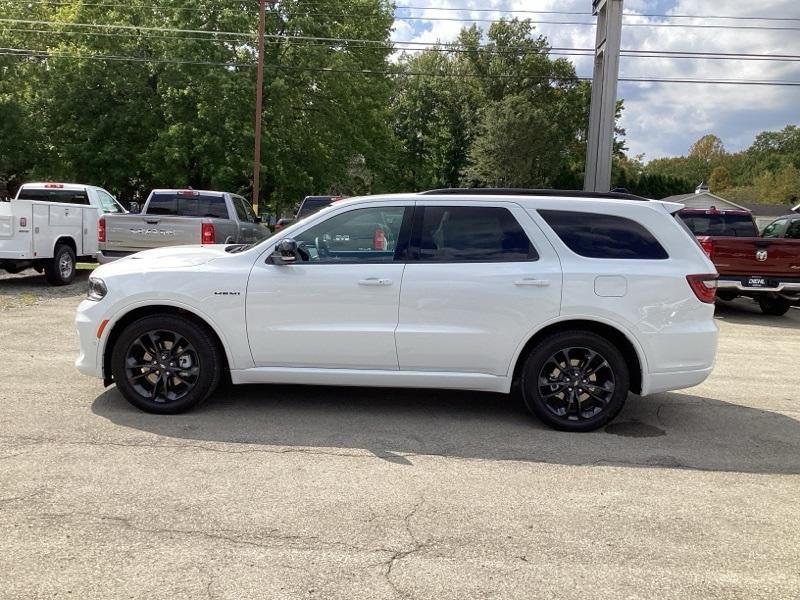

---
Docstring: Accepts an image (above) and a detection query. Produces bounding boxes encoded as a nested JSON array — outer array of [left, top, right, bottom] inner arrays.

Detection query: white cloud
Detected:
[[390, 0, 800, 160]]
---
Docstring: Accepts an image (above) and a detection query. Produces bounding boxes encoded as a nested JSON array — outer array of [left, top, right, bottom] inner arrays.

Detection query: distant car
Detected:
[[677, 208, 800, 315], [295, 195, 343, 220], [76, 188, 718, 432], [98, 189, 269, 263], [273, 217, 294, 232]]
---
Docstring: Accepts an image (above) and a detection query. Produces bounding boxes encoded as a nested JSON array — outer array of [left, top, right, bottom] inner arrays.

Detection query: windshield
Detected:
[[678, 212, 756, 237]]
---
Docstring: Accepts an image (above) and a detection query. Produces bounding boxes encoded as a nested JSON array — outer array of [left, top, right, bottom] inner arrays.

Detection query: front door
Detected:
[[246, 203, 413, 370], [396, 202, 563, 376]]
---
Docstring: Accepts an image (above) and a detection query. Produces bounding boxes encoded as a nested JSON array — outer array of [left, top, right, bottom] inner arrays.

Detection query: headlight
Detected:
[[87, 277, 107, 301]]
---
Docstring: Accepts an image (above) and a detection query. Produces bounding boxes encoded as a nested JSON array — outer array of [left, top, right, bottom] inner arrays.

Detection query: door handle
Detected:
[[358, 278, 393, 286], [144, 219, 160, 224], [515, 278, 550, 287]]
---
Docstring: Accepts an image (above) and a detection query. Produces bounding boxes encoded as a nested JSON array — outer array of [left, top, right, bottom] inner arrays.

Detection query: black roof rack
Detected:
[[418, 188, 650, 201]]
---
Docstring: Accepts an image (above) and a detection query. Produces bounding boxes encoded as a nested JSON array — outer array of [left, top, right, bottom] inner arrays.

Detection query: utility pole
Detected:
[[251, 0, 269, 215], [584, 0, 623, 192]]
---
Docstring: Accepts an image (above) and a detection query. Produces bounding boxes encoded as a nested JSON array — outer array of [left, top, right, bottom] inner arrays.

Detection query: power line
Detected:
[[20, 1, 800, 23], [4, 26, 800, 63], [3, 48, 800, 86]]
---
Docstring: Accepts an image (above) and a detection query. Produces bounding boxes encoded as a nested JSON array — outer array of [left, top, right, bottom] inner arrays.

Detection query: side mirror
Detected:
[[129, 202, 140, 214], [271, 238, 298, 264], [253, 215, 262, 223]]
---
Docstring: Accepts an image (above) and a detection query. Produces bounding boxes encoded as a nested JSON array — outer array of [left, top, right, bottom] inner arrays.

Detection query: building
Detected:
[[663, 183, 795, 230]]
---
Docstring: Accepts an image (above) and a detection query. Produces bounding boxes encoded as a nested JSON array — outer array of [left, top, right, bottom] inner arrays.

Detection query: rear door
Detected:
[[396, 202, 562, 376]]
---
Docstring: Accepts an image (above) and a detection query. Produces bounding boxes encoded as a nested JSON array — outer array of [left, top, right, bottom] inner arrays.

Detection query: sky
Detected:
[[389, 0, 800, 162]]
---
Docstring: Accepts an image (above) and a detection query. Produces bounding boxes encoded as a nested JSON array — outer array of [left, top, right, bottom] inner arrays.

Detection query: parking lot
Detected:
[[1, 269, 798, 600]]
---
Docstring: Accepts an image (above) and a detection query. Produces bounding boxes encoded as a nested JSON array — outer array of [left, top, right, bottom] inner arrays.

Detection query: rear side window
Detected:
[[539, 210, 668, 260], [678, 212, 756, 237], [16, 188, 89, 205], [147, 193, 230, 219], [415, 206, 538, 262]]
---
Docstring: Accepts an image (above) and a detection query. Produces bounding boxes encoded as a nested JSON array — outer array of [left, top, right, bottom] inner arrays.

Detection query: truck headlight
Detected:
[[87, 277, 107, 301]]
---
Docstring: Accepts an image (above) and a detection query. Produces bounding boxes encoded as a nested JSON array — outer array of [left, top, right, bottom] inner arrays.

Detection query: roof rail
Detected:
[[418, 188, 650, 201]]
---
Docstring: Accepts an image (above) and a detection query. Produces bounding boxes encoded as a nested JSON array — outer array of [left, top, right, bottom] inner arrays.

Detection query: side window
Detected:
[[762, 219, 789, 238], [96, 190, 123, 214], [539, 210, 668, 260], [785, 220, 800, 239], [415, 206, 538, 262], [294, 206, 407, 263], [232, 196, 248, 221]]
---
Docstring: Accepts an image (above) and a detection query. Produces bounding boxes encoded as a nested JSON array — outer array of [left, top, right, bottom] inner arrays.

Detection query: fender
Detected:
[[506, 313, 650, 379]]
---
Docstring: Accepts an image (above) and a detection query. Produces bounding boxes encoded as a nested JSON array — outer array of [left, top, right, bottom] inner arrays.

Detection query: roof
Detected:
[[661, 190, 749, 211], [737, 202, 797, 217], [20, 182, 93, 191], [421, 188, 649, 201]]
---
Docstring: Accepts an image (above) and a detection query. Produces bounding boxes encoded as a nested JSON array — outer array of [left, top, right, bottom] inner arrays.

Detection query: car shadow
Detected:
[[0, 269, 90, 297], [715, 297, 800, 329], [91, 383, 800, 475]]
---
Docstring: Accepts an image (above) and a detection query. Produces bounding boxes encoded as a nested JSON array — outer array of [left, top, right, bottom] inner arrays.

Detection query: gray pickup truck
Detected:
[[98, 189, 269, 263]]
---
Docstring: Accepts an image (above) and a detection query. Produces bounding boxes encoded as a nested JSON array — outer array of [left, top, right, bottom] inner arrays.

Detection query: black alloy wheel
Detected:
[[520, 331, 629, 432], [111, 315, 221, 414]]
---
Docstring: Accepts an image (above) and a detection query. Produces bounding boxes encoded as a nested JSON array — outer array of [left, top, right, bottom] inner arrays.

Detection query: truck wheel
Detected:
[[758, 296, 792, 316], [519, 331, 630, 432], [111, 314, 222, 414], [44, 244, 76, 285]]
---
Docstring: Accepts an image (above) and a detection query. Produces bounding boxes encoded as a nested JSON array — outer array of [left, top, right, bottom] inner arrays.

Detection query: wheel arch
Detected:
[[52, 235, 77, 255], [511, 318, 644, 395], [102, 304, 232, 383]]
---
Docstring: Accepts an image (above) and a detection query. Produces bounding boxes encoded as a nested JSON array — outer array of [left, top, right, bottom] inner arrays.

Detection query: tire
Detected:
[[519, 331, 630, 432], [44, 244, 76, 285], [758, 296, 792, 316], [111, 314, 222, 414]]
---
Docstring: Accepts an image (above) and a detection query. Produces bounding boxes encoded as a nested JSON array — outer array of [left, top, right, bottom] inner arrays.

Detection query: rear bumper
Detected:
[[97, 250, 132, 264], [717, 277, 800, 294], [642, 366, 715, 396]]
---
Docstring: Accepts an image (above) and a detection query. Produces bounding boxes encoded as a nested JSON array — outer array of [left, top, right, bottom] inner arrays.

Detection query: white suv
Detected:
[[75, 189, 719, 432]]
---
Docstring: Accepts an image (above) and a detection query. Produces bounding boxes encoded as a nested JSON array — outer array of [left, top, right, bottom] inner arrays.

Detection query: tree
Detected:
[[709, 166, 732, 193], [689, 134, 726, 165]]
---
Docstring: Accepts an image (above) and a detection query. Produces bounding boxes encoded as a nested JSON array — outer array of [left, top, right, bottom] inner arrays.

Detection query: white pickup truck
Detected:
[[0, 182, 126, 285]]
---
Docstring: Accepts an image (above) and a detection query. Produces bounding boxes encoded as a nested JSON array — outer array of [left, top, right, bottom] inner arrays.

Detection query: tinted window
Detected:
[[147, 193, 229, 219], [294, 206, 407, 263], [678, 212, 756, 237], [785, 219, 800, 239], [232, 196, 248, 221], [16, 188, 89, 205], [762, 219, 789, 238], [539, 210, 668, 260], [416, 206, 537, 262], [234, 196, 258, 223], [297, 197, 337, 219]]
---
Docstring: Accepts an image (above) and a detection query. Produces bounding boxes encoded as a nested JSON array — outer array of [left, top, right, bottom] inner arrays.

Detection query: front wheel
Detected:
[[44, 244, 76, 285], [519, 331, 630, 432], [758, 296, 792, 316], [111, 315, 222, 414]]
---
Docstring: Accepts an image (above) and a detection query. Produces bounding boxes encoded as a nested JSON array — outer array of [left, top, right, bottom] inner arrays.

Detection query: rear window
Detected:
[[297, 197, 337, 219], [16, 188, 89, 205], [678, 212, 756, 237], [539, 210, 668, 260], [146, 193, 229, 219]]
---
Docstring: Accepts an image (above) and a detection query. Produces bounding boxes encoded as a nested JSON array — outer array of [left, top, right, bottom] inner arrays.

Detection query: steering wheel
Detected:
[[314, 236, 331, 259]]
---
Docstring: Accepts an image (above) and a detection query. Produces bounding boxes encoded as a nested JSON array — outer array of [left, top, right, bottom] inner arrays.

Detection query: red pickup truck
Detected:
[[677, 209, 800, 315]]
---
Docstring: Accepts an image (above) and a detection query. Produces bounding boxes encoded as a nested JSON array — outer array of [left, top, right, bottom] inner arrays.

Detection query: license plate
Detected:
[[746, 276, 768, 288]]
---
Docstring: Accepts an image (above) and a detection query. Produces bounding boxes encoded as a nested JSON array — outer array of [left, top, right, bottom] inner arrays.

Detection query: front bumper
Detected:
[[75, 299, 107, 378]]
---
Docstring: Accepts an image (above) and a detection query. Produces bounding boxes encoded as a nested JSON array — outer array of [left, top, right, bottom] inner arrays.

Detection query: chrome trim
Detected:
[[717, 280, 800, 293]]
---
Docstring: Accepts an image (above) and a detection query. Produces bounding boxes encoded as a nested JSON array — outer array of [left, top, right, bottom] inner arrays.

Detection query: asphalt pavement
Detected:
[[1, 269, 798, 599]]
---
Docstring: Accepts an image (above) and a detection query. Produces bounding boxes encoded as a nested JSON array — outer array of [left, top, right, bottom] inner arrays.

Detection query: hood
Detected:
[[95, 245, 232, 276]]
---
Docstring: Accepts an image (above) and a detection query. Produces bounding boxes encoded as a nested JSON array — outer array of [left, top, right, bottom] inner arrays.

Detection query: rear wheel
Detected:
[[519, 331, 630, 432], [111, 315, 221, 414], [758, 296, 792, 316], [44, 244, 76, 285]]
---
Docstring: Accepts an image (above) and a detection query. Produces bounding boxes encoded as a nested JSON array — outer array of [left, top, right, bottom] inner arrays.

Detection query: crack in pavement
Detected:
[[380, 499, 428, 599]]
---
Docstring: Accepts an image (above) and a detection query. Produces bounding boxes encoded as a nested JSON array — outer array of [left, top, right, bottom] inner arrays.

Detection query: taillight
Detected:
[[697, 236, 713, 259], [687, 274, 718, 304], [98, 216, 106, 242], [201, 222, 215, 244]]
